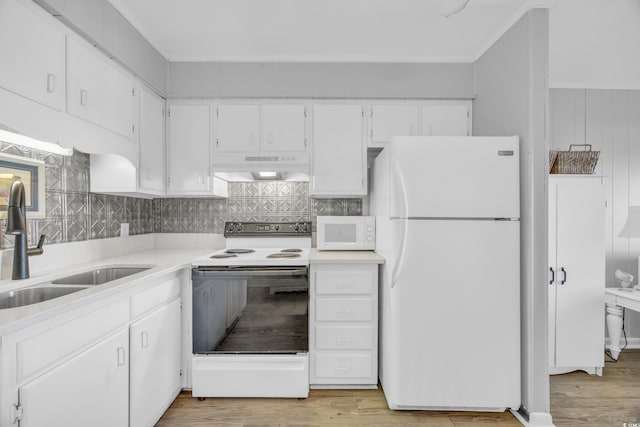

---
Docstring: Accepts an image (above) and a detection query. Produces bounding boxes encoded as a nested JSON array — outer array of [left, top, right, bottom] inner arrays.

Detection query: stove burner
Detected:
[[224, 248, 255, 254], [280, 249, 302, 253], [267, 253, 301, 259], [210, 253, 238, 259]]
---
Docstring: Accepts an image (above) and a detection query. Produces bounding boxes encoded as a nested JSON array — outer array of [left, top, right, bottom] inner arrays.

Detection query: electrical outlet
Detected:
[[120, 223, 129, 237]]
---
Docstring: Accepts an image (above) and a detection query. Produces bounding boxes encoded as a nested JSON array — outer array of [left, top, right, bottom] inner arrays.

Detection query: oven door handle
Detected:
[[192, 267, 308, 277]]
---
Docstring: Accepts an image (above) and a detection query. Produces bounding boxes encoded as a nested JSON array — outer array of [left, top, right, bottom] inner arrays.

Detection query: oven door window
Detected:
[[192, 267, 308, 355]]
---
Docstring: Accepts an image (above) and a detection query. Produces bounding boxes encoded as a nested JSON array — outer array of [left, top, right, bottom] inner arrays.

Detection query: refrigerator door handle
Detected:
[[391, 219, 408, 288], [391, 151, 409, 218], [549, 267, 555, 285]]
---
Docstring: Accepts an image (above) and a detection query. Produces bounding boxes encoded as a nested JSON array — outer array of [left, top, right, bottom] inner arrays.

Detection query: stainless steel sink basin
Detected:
[[51, 267, 152, 285], [0, 286, 88, 310]]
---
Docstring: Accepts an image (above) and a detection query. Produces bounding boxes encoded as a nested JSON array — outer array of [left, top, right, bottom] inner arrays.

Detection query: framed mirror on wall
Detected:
[[0, 152, 45, 219]]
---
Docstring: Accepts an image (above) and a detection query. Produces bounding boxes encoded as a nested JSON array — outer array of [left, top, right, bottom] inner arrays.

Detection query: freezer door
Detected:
[[390, 136, 519, 219], [384, 218, 520, 410]]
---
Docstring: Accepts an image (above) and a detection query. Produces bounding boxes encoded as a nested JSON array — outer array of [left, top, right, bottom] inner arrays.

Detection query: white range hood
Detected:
[[213, 152, 310, 182]]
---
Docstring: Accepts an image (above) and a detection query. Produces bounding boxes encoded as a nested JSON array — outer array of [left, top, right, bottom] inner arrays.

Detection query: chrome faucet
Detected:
[[5, 180, 45, 280]]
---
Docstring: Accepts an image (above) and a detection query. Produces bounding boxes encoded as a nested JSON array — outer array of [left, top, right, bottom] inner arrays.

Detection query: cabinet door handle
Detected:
[[560, 267, 567, 285], [141, 331, 149, 349], [80, 89, 88, 106], [117, 347, 126, 366], [46, 73, 55, 93], [549, 267, 555, 285]]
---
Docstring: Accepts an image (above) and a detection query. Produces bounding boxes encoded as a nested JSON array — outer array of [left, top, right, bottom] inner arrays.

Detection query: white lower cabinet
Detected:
[[309, 263, 378, 387], [130, 298, 182, 427], [19, 328, 129, 427], [0, 270, 186, 427]]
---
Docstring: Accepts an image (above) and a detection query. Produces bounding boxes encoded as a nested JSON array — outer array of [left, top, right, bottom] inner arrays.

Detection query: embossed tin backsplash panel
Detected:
[[0, 142, 363, 248]]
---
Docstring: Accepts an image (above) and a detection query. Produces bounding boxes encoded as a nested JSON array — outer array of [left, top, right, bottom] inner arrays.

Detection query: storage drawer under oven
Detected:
[[315, 298, 373, 322]]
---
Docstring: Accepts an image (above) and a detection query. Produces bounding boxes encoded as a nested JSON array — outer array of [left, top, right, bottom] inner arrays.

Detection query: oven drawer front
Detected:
[[315, 270, 374, 295], [315, 298, 373, 322], [314, 354, 373, 379], [315, 325, 373, 350], [192, 354, 309, 398]]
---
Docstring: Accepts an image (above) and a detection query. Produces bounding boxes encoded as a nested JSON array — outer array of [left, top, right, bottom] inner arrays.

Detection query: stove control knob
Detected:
[[274, 225, 280, 231], [237, 223, 243, 231]]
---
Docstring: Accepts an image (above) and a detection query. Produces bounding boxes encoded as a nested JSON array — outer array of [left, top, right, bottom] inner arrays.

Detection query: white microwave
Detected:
[[316, 216, 375, 251]]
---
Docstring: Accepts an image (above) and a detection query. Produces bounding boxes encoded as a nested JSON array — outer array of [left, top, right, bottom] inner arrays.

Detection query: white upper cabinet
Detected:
[[167, 102, 212, 194], [138, 84, 165, 194], [0, 0, 65, 111], [67, 36, 136, 139], [216, 104, 260, 153], [215, 102, 307, 154], [420, 103, 471, 137], [312, 104, 366, 197], [369, 105, 419, 145], [262, 104, 307, 152]]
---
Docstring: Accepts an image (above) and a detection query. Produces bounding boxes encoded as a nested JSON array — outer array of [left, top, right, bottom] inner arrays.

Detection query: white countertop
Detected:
[[309, 249, 385, 264], [0, 248, 210, 335]]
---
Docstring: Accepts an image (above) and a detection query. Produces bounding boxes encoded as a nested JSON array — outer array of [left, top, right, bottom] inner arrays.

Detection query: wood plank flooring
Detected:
[[156, 388, 521, 426], [157, 349, 640, 426], [550, 349, 640, 426]]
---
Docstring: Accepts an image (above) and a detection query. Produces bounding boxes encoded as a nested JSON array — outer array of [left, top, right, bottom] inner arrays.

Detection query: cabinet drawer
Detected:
[[316, 270, 373, 295], [315, 326, 373, 350], [314, 354, 373, 379], [14, 299, 129, 382], [315, 298, 372, 322], [131, 274, 181, 319]]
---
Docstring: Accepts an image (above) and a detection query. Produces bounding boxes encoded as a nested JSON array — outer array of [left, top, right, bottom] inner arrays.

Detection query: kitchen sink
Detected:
[[0, 286, 88, 310], [51, 267, 152, 285]]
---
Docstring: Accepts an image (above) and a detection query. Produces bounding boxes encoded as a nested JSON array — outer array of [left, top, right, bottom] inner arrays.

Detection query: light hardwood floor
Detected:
[[550, 349, 640, 426], [157, 350, 640, 426], [156, 390, 521, 426]]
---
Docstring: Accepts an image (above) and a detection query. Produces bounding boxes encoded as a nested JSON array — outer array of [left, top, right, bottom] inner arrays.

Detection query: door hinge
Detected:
[[132, 88, 136, 97], [362, 108, 365, 118], [11, 404, 22, 424], [216, 139, 219, 147], [180, 369, 183, 377], [132, 124, 135, 134], [167, 108, 171, 117], [370, 108, 374, 117], [304, 138, 307, 148], [216, 108, 219, 117], [304, 109, 307, 118]]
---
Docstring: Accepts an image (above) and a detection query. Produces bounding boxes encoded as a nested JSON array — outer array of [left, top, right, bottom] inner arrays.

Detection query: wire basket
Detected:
[[549, 144, 600, 174]]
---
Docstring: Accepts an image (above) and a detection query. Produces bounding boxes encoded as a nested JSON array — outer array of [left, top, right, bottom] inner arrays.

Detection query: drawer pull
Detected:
[[117, 347, 126, 366], [335, 307, 352, 314], [46, 73, 55, 93], [336, 337, 352, 343], [336, 280, 353, 288], [335, 366, 352, 375]]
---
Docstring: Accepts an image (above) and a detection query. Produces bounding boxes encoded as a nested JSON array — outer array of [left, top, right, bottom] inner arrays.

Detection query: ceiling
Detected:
[[108, 0, 540, 63]]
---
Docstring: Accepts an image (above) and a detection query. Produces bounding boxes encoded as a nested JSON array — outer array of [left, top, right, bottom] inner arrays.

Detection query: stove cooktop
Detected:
[[193, 247, 310, 267]]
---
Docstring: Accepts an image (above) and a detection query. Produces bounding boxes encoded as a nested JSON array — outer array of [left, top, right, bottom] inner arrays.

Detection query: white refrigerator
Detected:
[[371, 136, 521, 411]]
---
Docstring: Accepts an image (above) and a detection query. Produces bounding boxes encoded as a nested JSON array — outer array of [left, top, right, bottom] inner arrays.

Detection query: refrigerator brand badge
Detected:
[[498, 150, 514, 156]]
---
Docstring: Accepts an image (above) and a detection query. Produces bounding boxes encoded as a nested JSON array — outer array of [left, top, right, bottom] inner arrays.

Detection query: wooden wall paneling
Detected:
[[572, 89, 586, 148], [611, 90, 630, 275], [601, 90, 615, 279], [586, 90, 604, 176], [551, 89, 576, 150]]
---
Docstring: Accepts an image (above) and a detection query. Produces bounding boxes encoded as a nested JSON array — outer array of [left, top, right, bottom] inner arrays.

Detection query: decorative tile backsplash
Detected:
[[154, 182, 362, 234], [0, 142, 362, 249], [0, 143, 153, 250]]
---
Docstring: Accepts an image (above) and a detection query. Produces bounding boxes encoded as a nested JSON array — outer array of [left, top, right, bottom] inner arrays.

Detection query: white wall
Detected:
[[550, 88, 640, 342], [474, 9, 551, 421], [549, 0, 640, 89], [168, 62, 475, 99]]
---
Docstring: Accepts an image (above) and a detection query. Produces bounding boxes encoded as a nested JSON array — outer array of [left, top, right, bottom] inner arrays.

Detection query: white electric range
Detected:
[[190, 221, 312, 398]]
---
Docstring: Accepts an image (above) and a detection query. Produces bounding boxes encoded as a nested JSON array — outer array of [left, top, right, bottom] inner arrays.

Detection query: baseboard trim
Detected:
[[606, 337, 640, 349]]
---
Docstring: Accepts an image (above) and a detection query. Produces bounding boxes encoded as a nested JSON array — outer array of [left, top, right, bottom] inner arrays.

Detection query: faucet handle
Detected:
[[27, 234, 46, 256]]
